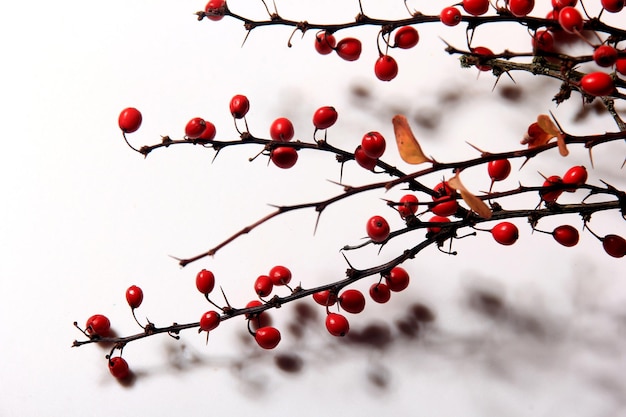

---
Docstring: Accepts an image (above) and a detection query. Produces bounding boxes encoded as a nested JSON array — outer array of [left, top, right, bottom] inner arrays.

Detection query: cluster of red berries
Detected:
[[540, 165, 588, 203], [354, 131, 386, 170]]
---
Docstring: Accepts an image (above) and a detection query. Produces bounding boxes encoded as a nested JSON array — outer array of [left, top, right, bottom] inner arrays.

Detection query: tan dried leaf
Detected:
[[392, 115, 432, 165], [448, 174, 492, 219]]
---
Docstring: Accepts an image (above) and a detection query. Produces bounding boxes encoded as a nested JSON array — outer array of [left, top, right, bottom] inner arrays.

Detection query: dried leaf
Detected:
[[556, 133, 569, 156], [448, 174, 492, 219], [521, 122, 553, 148], [537, 114, 568, 156], [392, 115, 432, 165]]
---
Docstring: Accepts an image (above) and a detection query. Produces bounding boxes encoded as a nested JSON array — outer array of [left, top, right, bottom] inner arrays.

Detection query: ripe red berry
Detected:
[[254, 275, 274, 297], [125, 285, 143, 309], [580, 72, 615, 97], [361, 131, 386, 159], [463, 0, 490, 15], [339, 289, 366, 314], [86, 314, 111, 337], [427, 215, 450, 234], [562, 165, 587, 191], [268, 265, 292, 286], [385, 267, 410, 292], [108, 356, 130, 379], [199, 310, 221, 332], [369, 283, 391, 304], [312, 290, 337, 306], [245, 300, 263, 319], [314, 31, 337, 55], [118, 107, 142, 133], [374, 55, 399, 81], [393, 26, 419, 49], [270, 117, 295, 141], [366, 215, 390, 242], [558, 6, 583, 34], [552, 225, 579, 247], [229, 94, 250, 119], [540, 175, 564, 203], [509, 0, 535, 17], [198, 121, 216, 141], [593, 45, 618, 68], [255, 326, 281, 349], [601, 0, 624, 12], [312, 106, 338, 130], [325, 313, 350, 337], [270, 147, 298, 169], [472, 46, 494, 71], [552, 0, 577, 9], [204, 0, 226, 21], [398, 194, 419, 219], [354, 145, 378, 170], [602, 234, 626, 258], [431, 181, 458, 217], [335, 37, 362, 61], [196, 269, 216, 295], [491, 221, 519, 245], [440, 6, 462, 26], [532, 30, 554, 52], [487, 159, 512, 182], [185, 117, 206, 139], [616, 58, 626, 75]]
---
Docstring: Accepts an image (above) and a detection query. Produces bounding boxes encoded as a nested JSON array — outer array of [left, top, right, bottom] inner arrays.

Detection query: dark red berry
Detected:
[[385, 267, 410, 292], [339, 289, 366, 314], [314, 31, 336, 55], [472, 46, 494, 71], [369, 283, 391, 304], [532, 30, 554, 52], [108, 356, 130, 379], [354, 145, 378, 170], [463, 0, 490, 16], [270, 147, 298, 169], [552, 225, 579, 247], [229, 94, 250, 119], [602, 234, 625, 258], [509, 0, 535, 16], [427, 215, 450, 234], [335, 37, 362, 61], [393, 26, 419, 49], [601, 0, 624, 12]]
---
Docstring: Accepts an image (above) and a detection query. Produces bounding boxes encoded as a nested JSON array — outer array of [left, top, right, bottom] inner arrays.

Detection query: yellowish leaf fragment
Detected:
[[392, 115, 432, 165], [448, 174, 492, 219], [537, 114, 559, 136]]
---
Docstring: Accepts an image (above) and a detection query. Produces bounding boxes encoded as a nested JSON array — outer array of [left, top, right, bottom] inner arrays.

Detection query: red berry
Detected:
[[472, 46, 494, 71], [118, 107, 142, 133], [440, 6, 462, 26], [245, 300, 263, 319], [602, 234, 626, 258], [509, 0, 535, 17], [125, 285, 143, 309], [185, 117, 206, 139], [463, 0, 490, 16], [601, 0, 624, 12], [268, 265, 292, 286], [552, 0, 577, 9], [562, 165, 587, 191], [339, 289, 366, 314], [540, 175, 564, 203], [369, 283, 391, 303], [229, 94, 250, 119], [199, 121, 216, 141], [255, 326, 281, 349], [270, 147, 298, 169], [552, 225, 579, 247], [393, 26, 419, 49], [199, 310, 221, 332], [491, 221, 519, 245], [196, 269, 216, 295], [616, 58, 626, 75], [487, 159, 512, 182], [86, 314, 111, 337], [313, 290, 337, 306], [532, 30, 554, 52], [374, 55, 399, 81], [366, 215, 390, 242], [354, 145, 378, 170], [385, 267, 410, 292], [314, 31, 337, 55], [361, 131, 386, 159], [431, 181, 458, 217], [335, 37, 362, 61], [254, 275, 274, 297], [204, 0, 226, 21], [108, 356, 130, 379], [398, 194, 419, 219], [312, 106, 338, 130], [427, 215, 450, 234], [593, 45, 618, 68], [270, 117, 295, 142], [558, 6, 583, 34], [580, 72, 615, 96], [325, 313, 350, 337]]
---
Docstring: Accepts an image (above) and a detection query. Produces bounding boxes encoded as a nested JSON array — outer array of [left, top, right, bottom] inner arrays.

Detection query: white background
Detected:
[[0, 1, 625, 416]]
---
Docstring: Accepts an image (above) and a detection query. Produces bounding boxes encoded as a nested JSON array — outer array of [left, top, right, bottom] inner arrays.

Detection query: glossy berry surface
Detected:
[[325, 313, 350, 337], [86, 314, 111, 337], [374, 55, 399, 81], [580, 72, 615, 97], [125, 285, 143, 309], [270, 147, 298, 169], [199, 310, 221, 332], [361, 131, 386, 159], [552, 0, 578, 8], [488, 159, 512, 182], [491, 221, 519, 246], [199, 121, 216, 141], [509, 0, 534, 16], [532, 30, 554, 52], [398, 194, 419, 218], [472, 46, 494, 71], [335, 37, 362, 61], [196, 269, 216, 295], [427, 215, 450, 234], [593, 45, 618, 68], [431, 181, 458, 217], [601, 0, 624, 12], [393, 26, 419, 49], [313, 290, 337, 306], [385, 267, 410, 292], [463, 0, 490, 16], [552, 225, 579, 247], [270, 117, 295, 141], [229, 94, 250, 119], [366, 215, 390, 242], [616, 58, 626, 76], [602, 235, 625, 258], [369, 283, 391, 304], [354, 145, 378, 170], [204, 0, 226, 21], [254, 275, 274, 297], [558, 7, 584, 34], [268, 265, 292, 286], [118, 107, 142, 133], [562, 165, 587, 191], [339, 289, 366, 314], [312, 106, 338, 130], [440, 7, 462, 26], [314, 31, 336, 55], [185, 117, 206, 139], [108, 356, 130, 379], [255, 326, 281, 349]]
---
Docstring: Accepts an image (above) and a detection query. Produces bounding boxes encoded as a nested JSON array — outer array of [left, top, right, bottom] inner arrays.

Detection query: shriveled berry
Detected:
[[325, 313, 350, 336], [491, 221, 519, 246], [339, 289, 366, 314]]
